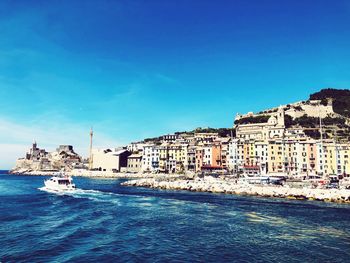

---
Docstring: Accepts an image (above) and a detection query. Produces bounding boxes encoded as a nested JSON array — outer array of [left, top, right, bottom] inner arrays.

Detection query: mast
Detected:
[[319, 103, 324, 177], [333, 128, 339, 175], [230, 121, 235, 174], [89, 127, 93, 170]]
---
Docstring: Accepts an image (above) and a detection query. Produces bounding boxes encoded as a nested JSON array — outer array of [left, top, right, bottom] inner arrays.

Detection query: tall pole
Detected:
[[89, 127, 93, 170], [319, 103, 324, 178], [333, 128, 339, 175]]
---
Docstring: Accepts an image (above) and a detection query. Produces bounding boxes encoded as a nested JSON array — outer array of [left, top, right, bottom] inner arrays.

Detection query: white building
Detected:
[[127, 142, 147, 153], [255, 141, 268, 175], [92, 148, 130, 172], [202, 145, 212, 166], [227, 139, 239, 172], [141, 145, 160, 172]]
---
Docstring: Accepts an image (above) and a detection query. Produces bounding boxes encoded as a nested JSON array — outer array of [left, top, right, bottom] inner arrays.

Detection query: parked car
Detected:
[[326, 183, 339, 189]]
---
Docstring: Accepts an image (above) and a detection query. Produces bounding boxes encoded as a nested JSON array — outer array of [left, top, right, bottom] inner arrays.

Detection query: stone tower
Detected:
[[277, 106, 285, 127]]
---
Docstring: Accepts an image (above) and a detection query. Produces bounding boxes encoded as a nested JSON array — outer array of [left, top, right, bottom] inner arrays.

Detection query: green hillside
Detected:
[[309, 88, 350, 117]]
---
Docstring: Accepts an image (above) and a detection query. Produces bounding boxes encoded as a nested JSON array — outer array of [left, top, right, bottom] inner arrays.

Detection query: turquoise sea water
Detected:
[[1, 173, 350, 262]]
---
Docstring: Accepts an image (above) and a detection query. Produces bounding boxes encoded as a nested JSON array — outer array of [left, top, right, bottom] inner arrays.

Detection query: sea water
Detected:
[[1, 173, 350, 262]]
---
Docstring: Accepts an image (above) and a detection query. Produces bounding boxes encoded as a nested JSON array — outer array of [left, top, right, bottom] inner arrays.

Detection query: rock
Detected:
[[121, 177, 350, 204]]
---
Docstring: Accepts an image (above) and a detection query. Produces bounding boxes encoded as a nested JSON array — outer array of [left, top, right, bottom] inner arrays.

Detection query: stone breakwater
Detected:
[[121, 176, 350, 204]]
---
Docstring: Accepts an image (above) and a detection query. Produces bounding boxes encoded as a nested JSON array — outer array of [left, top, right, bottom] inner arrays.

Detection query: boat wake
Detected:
[[38, 186, 192, 208], [38, 187, 124, 204]]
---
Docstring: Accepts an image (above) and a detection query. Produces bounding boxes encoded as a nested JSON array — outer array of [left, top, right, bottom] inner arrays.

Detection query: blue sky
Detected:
[[1, 0, 350, 168]]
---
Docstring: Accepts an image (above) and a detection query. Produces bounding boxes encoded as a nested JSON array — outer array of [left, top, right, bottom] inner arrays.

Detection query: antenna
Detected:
[[89, 127, 93, 170]]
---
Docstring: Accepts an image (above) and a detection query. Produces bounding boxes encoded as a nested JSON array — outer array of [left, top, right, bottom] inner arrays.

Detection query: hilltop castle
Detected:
[[11, 142, 84, 173]]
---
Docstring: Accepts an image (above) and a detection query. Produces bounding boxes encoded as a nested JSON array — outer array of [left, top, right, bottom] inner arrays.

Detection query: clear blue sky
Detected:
[[0, 0, 350, 168]]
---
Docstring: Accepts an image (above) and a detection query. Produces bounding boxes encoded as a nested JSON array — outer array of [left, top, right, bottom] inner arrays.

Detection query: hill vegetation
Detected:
[[234, 115, 271, 125], [285, 114, 346, 128], [192, 127, 235, 137], [143, 127, 236, 143], [309, 88, 350, 117]]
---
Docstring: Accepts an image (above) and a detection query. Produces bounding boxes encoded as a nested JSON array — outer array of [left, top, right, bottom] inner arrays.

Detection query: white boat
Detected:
[[44, 174, 76, 192]]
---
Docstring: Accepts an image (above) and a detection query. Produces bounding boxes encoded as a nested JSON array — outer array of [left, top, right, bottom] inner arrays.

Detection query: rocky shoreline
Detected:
[[8, 169, 186, 180], [121, 176, 350, 204]]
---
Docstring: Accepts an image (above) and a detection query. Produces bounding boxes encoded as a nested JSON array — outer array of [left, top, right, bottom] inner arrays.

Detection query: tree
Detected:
[[234, 115, 271, 125]]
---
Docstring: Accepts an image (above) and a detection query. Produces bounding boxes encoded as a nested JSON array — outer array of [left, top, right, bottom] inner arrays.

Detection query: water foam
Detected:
[[38, 187, 124, 204]]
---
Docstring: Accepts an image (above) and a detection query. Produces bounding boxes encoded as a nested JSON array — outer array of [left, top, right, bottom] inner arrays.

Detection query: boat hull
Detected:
[[44, 177, 76, 192]]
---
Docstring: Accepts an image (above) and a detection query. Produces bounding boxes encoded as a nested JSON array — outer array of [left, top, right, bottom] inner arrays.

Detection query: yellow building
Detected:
[[158, 143, 188, 173], [322, 142, 350, 175], [267, 139, 284, 174], [339, 144, 350, 175], [159, 144, 168, 172], [324, 143, 336, 175]]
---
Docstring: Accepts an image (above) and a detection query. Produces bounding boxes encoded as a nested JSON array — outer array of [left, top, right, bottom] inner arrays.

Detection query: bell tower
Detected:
[[33, 140, 37, 150], [277, 106, 285, 127]]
